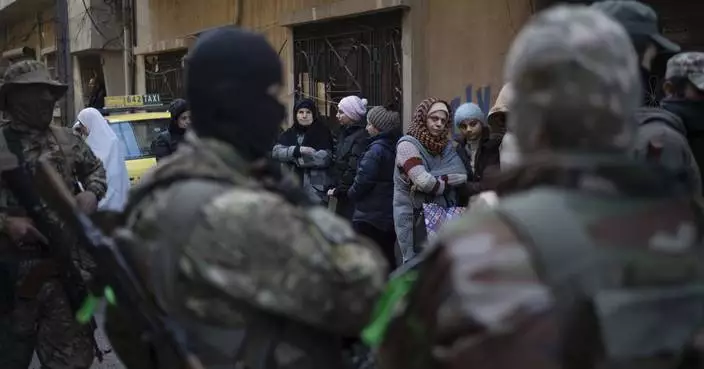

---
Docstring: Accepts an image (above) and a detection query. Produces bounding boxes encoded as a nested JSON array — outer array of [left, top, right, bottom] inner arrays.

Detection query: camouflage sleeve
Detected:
[[380, 211, 557, 368], [73, 135, 107, 200], [175, 188, 388, 336], [435, 212, 554, 334]]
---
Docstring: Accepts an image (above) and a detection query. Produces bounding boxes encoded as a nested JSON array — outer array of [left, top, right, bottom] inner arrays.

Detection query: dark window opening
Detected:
[[293, 9, 404, 130]]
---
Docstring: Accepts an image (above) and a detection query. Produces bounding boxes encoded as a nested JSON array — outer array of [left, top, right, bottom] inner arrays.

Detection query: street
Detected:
[[30, 309, 125, 369]]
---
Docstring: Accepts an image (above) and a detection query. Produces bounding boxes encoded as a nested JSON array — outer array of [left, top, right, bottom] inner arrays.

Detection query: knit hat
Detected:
[[338, 95, 368, 122], [367, 105, 401, 132], [453, 102, 487, 130]]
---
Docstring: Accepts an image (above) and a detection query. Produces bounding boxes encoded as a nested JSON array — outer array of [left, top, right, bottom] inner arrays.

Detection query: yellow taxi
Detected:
[[102, 94, 170, 185]]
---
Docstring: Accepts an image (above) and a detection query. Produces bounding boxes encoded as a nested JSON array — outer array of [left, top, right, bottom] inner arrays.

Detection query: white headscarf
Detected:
[[76, 108, 130, 211]]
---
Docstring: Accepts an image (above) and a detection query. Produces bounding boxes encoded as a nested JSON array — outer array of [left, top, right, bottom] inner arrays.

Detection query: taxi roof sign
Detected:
[[104, 94, 163, 110]]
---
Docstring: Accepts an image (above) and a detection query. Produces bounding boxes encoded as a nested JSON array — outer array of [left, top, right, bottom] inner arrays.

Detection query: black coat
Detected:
[[348, 130, 400, 232], [455, 134, 501, 204], [331, 122, 368, 219], [151, 130, 184, 161]]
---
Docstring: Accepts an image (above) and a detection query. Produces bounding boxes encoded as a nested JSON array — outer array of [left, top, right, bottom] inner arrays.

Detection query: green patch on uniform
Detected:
[[76, 287, 117, 324], [361, 271, 418, 348]]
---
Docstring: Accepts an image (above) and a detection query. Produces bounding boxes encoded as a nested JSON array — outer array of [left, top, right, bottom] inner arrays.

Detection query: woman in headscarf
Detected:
[[272, 98, 334, 203], [74, 107, 130, 211], [328, 95, 369, 219], [393, 98, 467, 263], [151, 98, 190, 161]]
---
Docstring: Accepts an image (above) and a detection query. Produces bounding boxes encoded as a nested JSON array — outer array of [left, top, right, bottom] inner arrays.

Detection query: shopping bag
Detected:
[[422, 203, 466, 240]]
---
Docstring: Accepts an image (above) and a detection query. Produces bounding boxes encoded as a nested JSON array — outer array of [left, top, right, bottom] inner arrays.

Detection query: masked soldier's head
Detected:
[[185, 27, 286, 161], [504, 5, 641, 157], [0, 60, 66, 129]]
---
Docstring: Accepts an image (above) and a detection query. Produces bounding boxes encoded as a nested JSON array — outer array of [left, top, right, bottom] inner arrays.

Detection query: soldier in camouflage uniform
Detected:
[[379, 5, 704, 369], [105, 27, 387, 369], [591, 1, 701, 196], [0, 60, 107, 368]]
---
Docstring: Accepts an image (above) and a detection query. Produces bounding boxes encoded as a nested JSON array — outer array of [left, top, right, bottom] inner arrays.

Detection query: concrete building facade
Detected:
[[1, 0, 128, 121], [131, 0, 534, 129], [1, 0, 701, 128]]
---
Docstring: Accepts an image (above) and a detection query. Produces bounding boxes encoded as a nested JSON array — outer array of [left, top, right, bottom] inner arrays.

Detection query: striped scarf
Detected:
[[406, 98, 452, 156]]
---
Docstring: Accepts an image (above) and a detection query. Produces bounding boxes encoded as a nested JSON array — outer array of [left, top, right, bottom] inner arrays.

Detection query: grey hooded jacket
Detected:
[[632, 106, 702, 194]]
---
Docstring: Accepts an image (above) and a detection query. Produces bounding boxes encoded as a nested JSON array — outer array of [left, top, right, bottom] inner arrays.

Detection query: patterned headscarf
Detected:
[[406, 98, 452, 156]]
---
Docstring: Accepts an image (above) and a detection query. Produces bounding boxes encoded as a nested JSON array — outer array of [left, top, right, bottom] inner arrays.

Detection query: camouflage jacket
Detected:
[[380, 158, 704, 369], [117, 132, 387, 368], [0, 121, 107, 257]]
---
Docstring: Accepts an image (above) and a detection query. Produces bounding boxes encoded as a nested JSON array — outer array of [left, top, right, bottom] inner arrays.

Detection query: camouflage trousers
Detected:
[[0, 278, 95, 369]]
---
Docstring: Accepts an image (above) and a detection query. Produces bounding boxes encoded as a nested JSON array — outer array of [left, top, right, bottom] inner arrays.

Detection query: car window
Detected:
[[110, 119, 169, 160]]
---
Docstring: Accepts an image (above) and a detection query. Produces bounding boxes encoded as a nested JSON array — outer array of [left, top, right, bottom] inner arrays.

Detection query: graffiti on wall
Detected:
[[449, 84, 492, 115], [449, 84, 492, 137]]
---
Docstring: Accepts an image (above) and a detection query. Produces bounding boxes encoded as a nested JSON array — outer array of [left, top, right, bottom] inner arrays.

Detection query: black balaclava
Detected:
[[186, 27, 285, 161], [168, 98, 189, 137]]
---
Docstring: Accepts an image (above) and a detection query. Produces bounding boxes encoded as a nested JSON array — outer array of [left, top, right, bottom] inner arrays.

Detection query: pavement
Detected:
[[29, 309, 126, 369]]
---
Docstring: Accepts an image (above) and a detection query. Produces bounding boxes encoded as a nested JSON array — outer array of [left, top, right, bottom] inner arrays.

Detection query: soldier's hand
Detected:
[[75, 191, 98, 214], [5, 216, 49, 245]]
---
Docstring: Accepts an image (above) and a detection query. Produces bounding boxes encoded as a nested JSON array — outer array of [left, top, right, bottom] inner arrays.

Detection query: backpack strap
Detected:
[[495, 188, 604, 369], [495, 188, 601, 298], [49, 126, 76, 174]]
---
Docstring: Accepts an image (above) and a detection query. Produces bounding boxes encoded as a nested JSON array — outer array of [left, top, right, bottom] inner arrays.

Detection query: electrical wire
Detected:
[[80, 0, 121, 46]]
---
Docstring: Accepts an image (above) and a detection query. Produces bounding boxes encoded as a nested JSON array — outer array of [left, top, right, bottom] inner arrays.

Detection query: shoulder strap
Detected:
[[49, 126, 77, 179], [50, 126, 76, 157], [495, 188, 601, 297], [495, 188, 607, 369], [49, 125, 74, 144]]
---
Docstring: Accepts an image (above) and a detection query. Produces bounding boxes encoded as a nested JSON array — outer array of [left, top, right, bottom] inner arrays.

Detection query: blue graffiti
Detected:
[[449, 84, 492, 114], [449, 84, 492, 138]]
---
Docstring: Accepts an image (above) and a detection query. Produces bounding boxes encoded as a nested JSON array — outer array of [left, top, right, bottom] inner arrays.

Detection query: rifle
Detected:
[[32, 158, 205, 369], [0, 154, 104, 362]]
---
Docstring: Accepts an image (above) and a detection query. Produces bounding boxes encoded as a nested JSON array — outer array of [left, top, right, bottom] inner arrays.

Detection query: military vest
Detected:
[[111, 140, 375, 369], [495, 187, 704, 368], [0, 124, 78, 189]]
